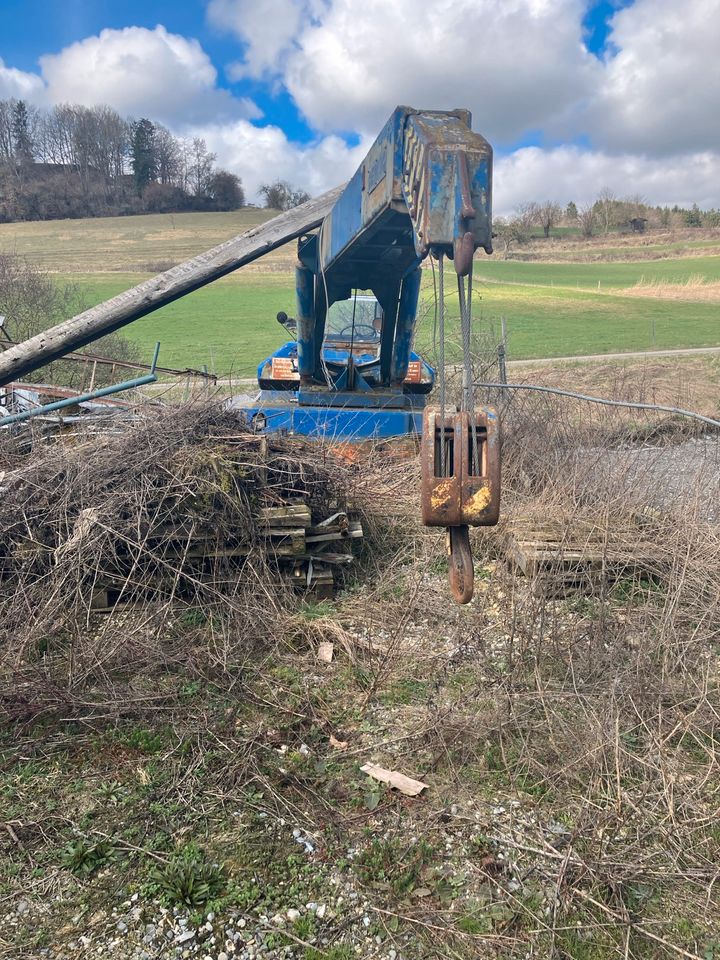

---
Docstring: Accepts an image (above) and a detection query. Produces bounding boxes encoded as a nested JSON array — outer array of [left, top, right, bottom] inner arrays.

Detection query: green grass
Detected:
[[63, 269, 720, 376], [445, 281, 720, 358], [64, 272, 296, 377], [475, 254, 720, 288]]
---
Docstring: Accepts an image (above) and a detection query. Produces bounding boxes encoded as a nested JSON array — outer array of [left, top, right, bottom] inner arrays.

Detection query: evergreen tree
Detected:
[[685, 203, 702, 227], [130, 119, 157, 195], [565, 200, 578, 222], [12, 100, 33, 163]]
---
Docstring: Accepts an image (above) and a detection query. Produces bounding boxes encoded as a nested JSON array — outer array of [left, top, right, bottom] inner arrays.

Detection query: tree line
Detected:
[[0, 98, 245, 222], [494, 190, 720, 256]]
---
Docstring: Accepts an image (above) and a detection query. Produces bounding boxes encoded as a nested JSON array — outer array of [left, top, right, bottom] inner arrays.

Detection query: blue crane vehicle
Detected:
[[0, 105, 501, 603], [243, 105, 493, 441]]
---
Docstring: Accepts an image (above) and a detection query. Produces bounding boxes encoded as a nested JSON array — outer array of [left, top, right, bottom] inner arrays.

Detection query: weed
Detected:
[[303, 947, 354, 960], [294, 913, 317, 941], [112, 727, 170, 754], [60, 838, 116, 876], [297, 600, 336, 620], [378, 677, 430, 705], [95, 780, 125, 805], [177, 607, 209, 627], [456, 914, 492, 935], [356, 838, 437, 900], [149, 845, 227, 909]]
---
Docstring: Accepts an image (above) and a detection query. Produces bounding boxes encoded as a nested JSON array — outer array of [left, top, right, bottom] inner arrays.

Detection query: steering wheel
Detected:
[[338, 323, 377, 339]]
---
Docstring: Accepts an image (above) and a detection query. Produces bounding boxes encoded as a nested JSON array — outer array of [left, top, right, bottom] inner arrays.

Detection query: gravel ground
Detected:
[[577, 436, 720, 522]]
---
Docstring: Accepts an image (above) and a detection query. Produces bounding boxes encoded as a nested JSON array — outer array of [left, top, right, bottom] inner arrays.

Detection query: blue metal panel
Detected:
[[242, 403, 423, 440], [320, 108, 406, 277]]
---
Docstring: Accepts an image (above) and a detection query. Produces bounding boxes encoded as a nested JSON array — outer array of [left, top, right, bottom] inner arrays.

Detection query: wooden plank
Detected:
[[0, 185, 344, 385], [305, 520, 363, 544], [258, 504, 312, 528]]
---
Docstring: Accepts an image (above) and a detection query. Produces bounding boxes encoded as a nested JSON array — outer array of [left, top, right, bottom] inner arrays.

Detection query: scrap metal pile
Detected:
[[0, 405, 364, 637]]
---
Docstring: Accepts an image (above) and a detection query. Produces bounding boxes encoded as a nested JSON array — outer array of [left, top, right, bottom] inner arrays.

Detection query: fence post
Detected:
[[497, 342, 507, 386], [496, 317, 508, 415]]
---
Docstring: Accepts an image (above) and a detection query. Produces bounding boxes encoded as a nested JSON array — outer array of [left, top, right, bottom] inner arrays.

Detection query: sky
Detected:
[[1, 0, 719, 212]]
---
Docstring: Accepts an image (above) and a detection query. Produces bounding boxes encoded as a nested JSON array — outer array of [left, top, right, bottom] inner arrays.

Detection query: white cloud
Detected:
[[38, 26, 259, 126], [590, 0, 720, 154], [207, 0, 309, 78], [0, 58, 45, 102], [188, 118, 369, 199], [495, 146, 720, 215], [265, 0, 600, 142], [2, 1, 720, 213]]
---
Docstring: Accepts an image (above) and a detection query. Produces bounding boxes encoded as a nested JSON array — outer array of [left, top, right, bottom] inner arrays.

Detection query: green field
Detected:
[[67, 269, 720, 377], [0, 209, 275, 273], [66, 272, 296, 377], [3, 209, 719, 377], [475, 254, 720, 288]]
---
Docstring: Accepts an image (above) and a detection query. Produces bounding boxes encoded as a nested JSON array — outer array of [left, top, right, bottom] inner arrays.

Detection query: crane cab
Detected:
[[257, 292, 433, 400]]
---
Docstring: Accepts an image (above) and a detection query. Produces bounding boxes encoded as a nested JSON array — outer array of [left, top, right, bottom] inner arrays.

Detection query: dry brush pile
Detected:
[[0, 404, 383, 725], [2, 383, 720, 958]]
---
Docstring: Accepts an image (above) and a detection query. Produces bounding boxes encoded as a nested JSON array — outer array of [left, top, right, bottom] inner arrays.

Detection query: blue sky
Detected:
[[1, 0, 315, 140], [1, 0, 625, 147], [1, 0, 718, 209]]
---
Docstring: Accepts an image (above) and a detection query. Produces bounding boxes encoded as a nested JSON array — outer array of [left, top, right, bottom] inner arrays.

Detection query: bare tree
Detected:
[[493, 203, 537, 257], [90, 105, 130, 181], [154, 124, 181, 186], [578, 202, 596, 238], [594, 186, 618, 234], [260, 180, 310, 211], [0, 253, 138, 385], [187, 138, 216, 198], [535, 201, 562, 238], [0, 100, 13, 164]]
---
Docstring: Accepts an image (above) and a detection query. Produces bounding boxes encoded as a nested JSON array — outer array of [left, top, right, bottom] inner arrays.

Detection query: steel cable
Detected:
[[438, 252, 447, 476], [473, 381, 720, 429]]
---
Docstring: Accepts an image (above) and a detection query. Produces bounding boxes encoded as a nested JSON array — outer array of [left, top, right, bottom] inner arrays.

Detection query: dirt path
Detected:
[[508, 344, 720, 366]]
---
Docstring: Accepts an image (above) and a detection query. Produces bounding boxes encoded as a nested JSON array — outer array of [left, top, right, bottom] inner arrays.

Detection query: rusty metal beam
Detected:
[[0, 338, 216, 380], [0, 186, 344, 387]]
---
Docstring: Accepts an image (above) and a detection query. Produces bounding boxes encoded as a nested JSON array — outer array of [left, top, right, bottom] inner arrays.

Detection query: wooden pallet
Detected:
[[85, 496, 363, 612], [504, 517, 661, 595]]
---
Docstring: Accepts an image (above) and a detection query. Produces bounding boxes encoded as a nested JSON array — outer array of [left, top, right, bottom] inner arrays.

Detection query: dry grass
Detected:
[[506, 355, 720, 420], [2, 386, 720, 958], [518, 226, 720, 263], [622, 275, 720, 302]]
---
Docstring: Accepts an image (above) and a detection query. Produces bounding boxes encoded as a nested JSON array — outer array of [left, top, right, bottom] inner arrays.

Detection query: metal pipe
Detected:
[[474, 380, 720, 430], [0, 343, 161, 427]]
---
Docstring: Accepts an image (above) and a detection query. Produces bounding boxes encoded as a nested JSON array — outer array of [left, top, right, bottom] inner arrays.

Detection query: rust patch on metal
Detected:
[[464, 483, 492, 518]]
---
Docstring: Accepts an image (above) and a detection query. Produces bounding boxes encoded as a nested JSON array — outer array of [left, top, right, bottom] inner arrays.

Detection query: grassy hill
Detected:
[[3, 209, 720, 376]]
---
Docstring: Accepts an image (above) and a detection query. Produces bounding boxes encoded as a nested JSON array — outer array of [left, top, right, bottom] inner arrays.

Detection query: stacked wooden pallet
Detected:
[[504, 515, 660, 595], [88, 497, 364, 611], [260, 502, 363, 598]]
